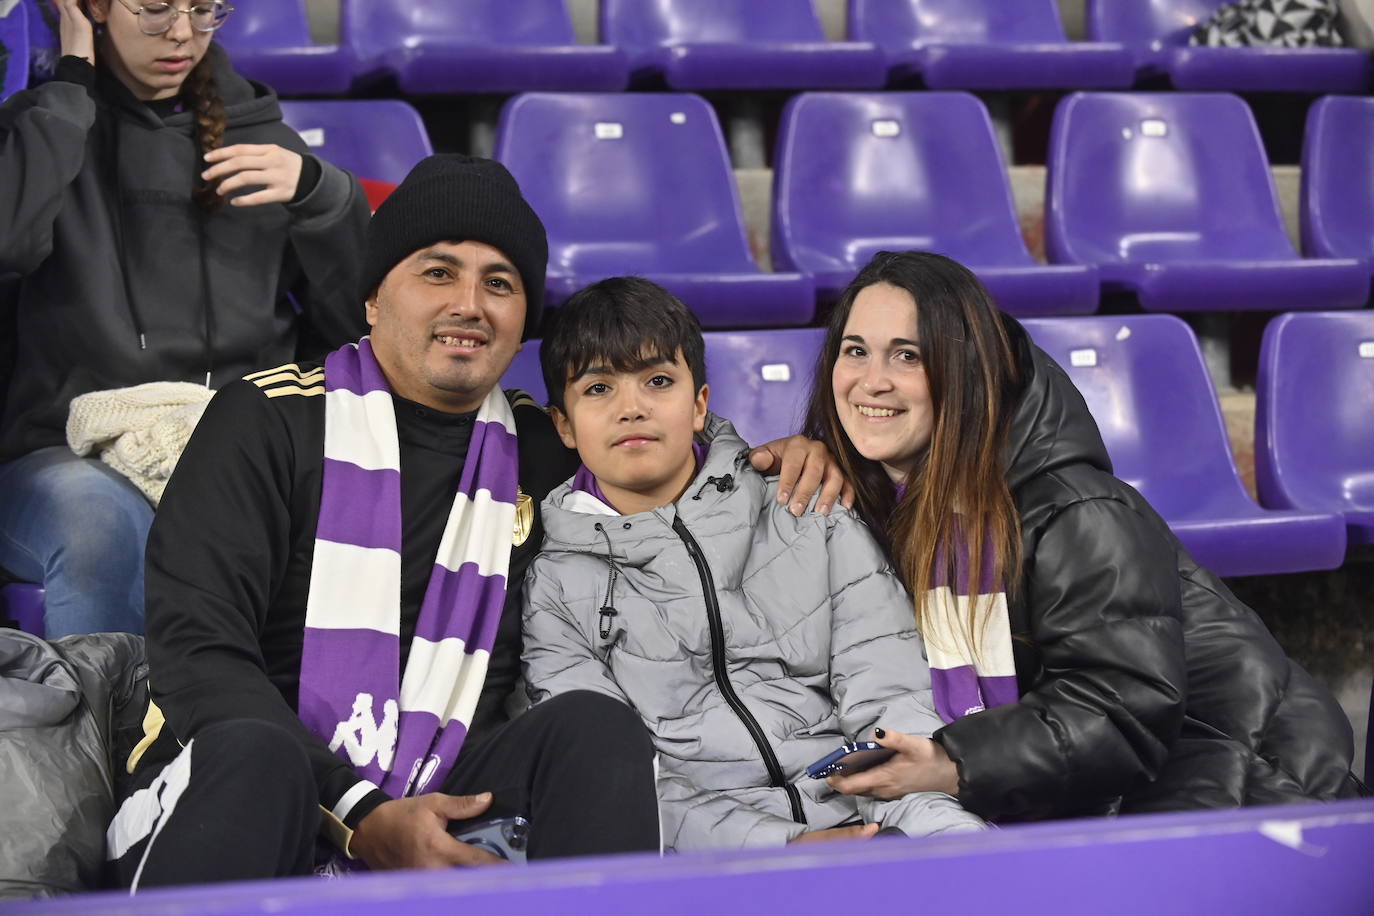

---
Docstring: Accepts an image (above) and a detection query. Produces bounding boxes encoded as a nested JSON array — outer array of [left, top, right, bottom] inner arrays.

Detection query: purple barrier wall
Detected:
[[14, 799, 1374, 915]]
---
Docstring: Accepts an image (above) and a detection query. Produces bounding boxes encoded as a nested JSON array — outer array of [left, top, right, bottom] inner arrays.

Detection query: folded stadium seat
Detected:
[[1022, 315, 1347, 577], [702, 328, 825, 446], [600, 0, 886, 90], [1087, 0, 1372, 91], [848, 0, 1133, 90], [773, 91, 1099, 315], [0, 583, 45, 638], [1256, 311, 1374, 548], [342, 0, 628, 93], [279, 100, 433, 185], [500, 342, 548, 407], [1302, 95, 1374, 297], [494, 93, 815, 327], [1046, 92, 1368, 313], [212, 0, 353, 96], [0, 0, 28, 102]]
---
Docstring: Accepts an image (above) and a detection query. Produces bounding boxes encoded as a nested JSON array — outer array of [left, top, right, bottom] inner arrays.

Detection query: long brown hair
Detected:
[[803, 251, 1022, 655], [180, 56, 225, 210]]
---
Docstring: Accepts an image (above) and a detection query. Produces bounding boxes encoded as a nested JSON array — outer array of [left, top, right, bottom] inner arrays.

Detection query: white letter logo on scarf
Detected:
[[328, 692, 398, 771]]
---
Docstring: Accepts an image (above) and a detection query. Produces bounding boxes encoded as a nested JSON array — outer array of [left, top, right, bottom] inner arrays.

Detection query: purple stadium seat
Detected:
[[773, 92, 1099, 315], [279, 100, 433, 186], [848, 0, 1133, 90], [342, 0, 628, 94], [1301, 95, 1374, 295], [1, 583, 45, 638], [1256, 311, 1374, 548], [212, 0, 353, 96], [0, 0, 29, 102], [702, 328, 825, 446], [1023, 315, 1346, 577], [1046, 92, 1368, 313], [494, 93, 815, 328], [601, 0, 885, 90], [501, 341, 548, 407], [1087, 0, 1372, 91]]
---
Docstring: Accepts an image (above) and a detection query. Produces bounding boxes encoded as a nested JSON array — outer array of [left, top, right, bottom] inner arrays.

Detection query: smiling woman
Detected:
[[806, 250, 1366, 823], [0, 0, 369, 636]]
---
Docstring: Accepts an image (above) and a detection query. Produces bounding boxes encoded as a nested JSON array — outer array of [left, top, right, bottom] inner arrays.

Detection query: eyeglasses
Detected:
[[112, 0, 235, 35]]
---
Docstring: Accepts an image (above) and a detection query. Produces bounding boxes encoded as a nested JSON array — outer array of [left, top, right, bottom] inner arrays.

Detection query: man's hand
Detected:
[[748, 435, 854, 517], [202, 144, 305, 207], [827, 729, 960, 800], [789, 823, 879, 844], [349, 791, 507, 870], [56, 0, 94, 65]]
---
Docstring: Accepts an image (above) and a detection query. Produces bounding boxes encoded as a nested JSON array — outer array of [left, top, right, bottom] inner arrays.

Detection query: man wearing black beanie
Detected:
[[107, 154, 847, 887]]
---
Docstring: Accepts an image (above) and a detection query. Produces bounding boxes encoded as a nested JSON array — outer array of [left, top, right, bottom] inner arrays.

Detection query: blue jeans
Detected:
[[0, 447, 152, 636]]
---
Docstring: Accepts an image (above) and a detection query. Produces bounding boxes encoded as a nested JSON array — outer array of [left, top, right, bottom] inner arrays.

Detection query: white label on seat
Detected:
[[872, 120, 901, 138], [1070, 348, 1098, 368], [760, 363, 791, 383], [298, 128, 326, 147], [1115, 325, 1132, 341], [1360, 341, 1374, 359], [1141, 119, 1168, 137], [670, 112, 687, 125], [594, 122, 624, 140]]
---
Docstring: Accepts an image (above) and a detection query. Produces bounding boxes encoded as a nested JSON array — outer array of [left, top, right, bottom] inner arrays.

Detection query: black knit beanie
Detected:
[[361, 154, 548, 339]]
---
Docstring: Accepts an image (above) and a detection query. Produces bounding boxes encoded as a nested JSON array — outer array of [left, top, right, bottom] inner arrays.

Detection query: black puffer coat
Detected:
[[933, 319, 1365, 822]]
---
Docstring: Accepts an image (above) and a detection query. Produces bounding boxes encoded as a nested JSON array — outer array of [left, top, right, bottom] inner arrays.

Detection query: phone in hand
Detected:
[[450, 815, 531, 863], [806, 741, 897, 780]]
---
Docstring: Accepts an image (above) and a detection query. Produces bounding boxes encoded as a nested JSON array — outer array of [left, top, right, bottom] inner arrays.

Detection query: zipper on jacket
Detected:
[[671, 515, 806, 825]]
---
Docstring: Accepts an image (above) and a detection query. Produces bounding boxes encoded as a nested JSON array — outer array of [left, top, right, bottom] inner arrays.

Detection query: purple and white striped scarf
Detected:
[[924, 522, 1018, 724], [298, 338, 518, 803]]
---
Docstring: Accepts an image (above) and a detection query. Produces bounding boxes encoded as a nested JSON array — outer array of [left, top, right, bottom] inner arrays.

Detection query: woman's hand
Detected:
[[349, 791, 507, 870], [56, 0, 95, 65], [202, 144, 305, 207], [827, 728, 960, 800], [748, 434, 855, 517]]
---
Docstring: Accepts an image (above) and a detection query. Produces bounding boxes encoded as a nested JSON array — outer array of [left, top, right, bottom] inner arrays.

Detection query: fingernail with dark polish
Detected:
[[874, 727, 886, 739]]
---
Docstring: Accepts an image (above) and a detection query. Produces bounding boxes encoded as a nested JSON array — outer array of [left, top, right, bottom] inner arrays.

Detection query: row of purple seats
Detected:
[[0, 0, 28, 102], [1088, 0, 1373, 92], [213, 0, 1371, 97], [279, 100, 433, 185]]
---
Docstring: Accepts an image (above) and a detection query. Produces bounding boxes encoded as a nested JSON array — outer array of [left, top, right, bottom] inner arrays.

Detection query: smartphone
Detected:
[[450, 815, 531, 863], [806, 741, 897, 780]]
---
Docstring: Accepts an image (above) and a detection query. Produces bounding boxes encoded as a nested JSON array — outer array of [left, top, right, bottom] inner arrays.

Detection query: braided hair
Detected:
[[179, 56, 225, 210]]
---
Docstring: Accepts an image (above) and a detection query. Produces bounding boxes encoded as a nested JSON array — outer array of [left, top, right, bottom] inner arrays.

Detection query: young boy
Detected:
[[520, 277, 984, 850]]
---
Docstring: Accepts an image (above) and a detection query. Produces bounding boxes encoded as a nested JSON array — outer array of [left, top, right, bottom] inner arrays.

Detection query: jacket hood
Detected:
[[540, 413, 762, 562], [1002, 316, 1113, 493], [97, 41, 283, 130]]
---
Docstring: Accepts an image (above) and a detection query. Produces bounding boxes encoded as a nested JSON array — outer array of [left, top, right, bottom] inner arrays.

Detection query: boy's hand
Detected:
[[789, 823, 880, 844], [350, 791, 507, 870], [748, 435, 854, 517]]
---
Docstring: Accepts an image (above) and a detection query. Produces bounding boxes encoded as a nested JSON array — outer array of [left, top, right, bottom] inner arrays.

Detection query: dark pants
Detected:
[[107, 691, 659, 889]]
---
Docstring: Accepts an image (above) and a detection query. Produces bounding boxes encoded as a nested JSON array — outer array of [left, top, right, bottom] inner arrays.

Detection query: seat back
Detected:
[[1256, 311, 1374, 514], [344, 0, 579, 68], [1086, 0, 1225, 45], [1021, 315, 1248, 518], [702, 328, 825, 446], [849, 0, 1070, 48], [280, 100, 433, 185], [214, 0, 313, 48], [0, 1, 29, 102], [1046, 92, 1294, 266], [1302, 96, 1374, 262], [601, 0, 827, 48], [501, 342, 548, 407], [0, 583, 45, 638], [773, 92, 1030, 277], [494, 93, 758, 278]]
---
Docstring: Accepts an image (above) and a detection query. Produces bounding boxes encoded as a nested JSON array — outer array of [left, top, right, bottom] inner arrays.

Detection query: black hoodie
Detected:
[[932, 317, 1364, 821], [0, 43, 369, 461]]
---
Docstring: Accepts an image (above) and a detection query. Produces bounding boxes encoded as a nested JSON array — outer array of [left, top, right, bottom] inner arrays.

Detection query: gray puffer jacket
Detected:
[[522, 416, 985, 850]]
